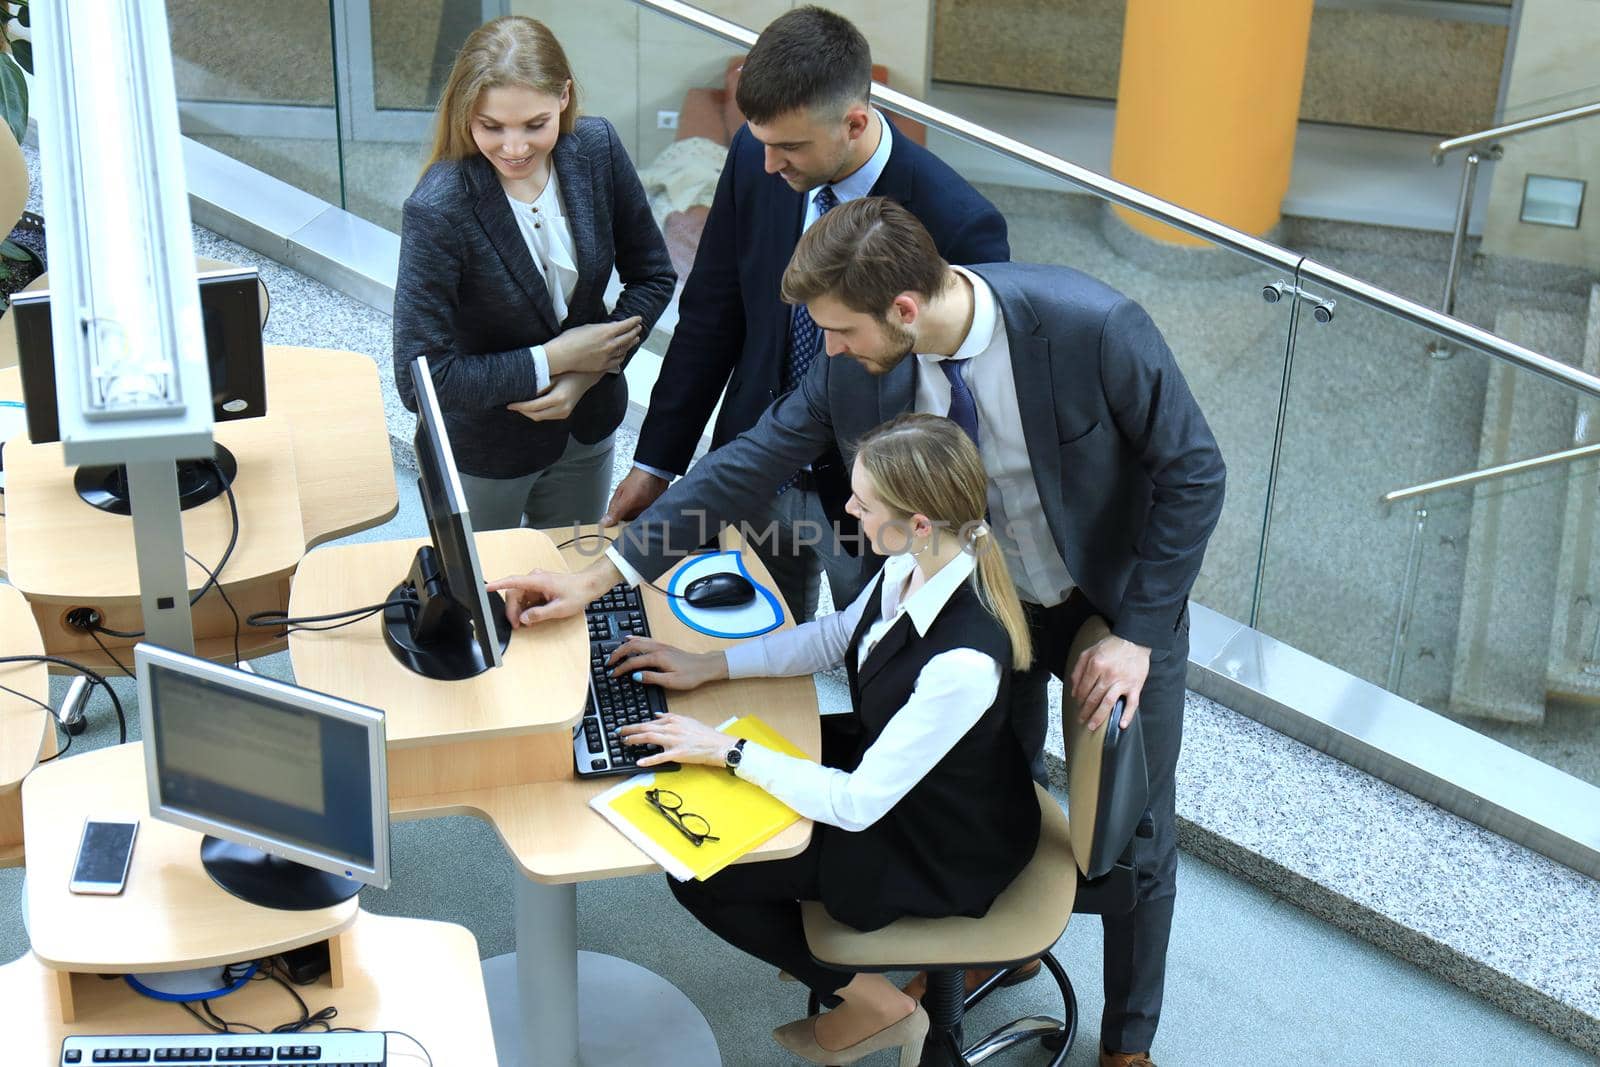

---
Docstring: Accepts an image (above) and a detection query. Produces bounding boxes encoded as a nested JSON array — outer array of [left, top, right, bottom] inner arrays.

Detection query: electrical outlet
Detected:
[[657, 110, 679, 131]]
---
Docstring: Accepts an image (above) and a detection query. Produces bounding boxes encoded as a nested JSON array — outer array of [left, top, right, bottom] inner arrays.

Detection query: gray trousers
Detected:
[[457, 433, 614, 534], [748, 484, 867, 623], [1013, 589, 1187, 1056]]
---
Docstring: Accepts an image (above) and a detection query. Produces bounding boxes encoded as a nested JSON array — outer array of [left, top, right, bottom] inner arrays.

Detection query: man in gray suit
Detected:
[[491, 198, 1225, 1067]]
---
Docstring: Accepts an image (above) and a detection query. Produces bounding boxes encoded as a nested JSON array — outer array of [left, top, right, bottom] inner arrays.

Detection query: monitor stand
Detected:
[[201, 836, 362, 911], [381, 545, 513, 681], [74, 445, 239, 515]]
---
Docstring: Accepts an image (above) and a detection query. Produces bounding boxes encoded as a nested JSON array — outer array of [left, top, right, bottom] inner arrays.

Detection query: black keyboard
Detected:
[[572, 583, 678, 778], [59, 1032, 384, 1064]]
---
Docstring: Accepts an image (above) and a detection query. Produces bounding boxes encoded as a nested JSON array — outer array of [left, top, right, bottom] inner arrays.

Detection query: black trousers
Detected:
[[667, 836, 854, 1008], [1013, 589, 1187, 1055]]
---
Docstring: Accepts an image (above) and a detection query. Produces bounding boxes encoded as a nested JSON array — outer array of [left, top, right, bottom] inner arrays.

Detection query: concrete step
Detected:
[[1546, 284, 1600, 704], [1450, 307, 1587, 724]]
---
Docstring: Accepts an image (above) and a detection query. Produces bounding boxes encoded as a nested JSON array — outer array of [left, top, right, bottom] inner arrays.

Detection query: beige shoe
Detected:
[[772, 1004, 930, 1066]]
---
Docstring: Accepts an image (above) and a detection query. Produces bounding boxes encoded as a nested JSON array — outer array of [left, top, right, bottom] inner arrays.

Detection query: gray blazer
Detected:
[[615, 262, 1226, 652], [393, 115, 675, 479]]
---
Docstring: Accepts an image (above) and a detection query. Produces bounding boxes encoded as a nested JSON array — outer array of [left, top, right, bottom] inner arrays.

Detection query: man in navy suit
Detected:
[[602, 5, 1009, 623]]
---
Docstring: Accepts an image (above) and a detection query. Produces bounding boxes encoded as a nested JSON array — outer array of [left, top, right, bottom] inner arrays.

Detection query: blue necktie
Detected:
[[776, 186, 840, 495], [941, 358, 980, 448], [782, 185, 840, 394]]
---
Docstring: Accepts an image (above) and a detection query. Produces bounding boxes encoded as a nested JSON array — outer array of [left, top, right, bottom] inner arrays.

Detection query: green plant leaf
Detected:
[[17, 1, 28, 29], [11, 39, 30, 75], [0, 237, 31, 261], [0, 54, 25, 144]]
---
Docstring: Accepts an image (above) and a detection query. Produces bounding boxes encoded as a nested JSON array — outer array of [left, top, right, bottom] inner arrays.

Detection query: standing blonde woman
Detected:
[[394, 16, 674, 530], [609, 413, 1040, 1066]]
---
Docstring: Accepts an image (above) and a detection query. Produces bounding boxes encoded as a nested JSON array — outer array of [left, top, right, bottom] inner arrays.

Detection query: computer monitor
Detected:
[[12, 268, 269, 515], [136, 642, 391, 911], [380, 356, 510, 681]]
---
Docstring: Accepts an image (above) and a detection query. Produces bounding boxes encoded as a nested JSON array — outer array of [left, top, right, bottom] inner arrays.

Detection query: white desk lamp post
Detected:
[[32, 0, 214, 654]]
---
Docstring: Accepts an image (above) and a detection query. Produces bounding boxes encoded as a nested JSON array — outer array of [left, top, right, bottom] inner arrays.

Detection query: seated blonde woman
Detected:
[[609, 413, 1039, 1066]]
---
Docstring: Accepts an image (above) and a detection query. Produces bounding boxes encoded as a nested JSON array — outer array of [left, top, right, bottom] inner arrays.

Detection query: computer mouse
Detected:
[[683, 572, 758, 609]]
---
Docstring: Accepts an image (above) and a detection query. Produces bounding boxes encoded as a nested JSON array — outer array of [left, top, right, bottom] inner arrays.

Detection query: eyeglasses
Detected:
[[644, 788, 720, 847]]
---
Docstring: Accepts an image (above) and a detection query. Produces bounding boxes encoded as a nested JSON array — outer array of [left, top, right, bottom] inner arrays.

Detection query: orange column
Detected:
[[1111, 0, 1314, 246]]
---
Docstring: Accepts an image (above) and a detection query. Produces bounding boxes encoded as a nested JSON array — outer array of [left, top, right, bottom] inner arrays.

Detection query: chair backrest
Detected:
[[1065, 616, 1151, 881], [0, 124, 25, 240]]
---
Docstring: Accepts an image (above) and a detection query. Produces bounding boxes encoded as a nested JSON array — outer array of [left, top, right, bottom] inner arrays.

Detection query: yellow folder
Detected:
[[590, 714, 813, 881]]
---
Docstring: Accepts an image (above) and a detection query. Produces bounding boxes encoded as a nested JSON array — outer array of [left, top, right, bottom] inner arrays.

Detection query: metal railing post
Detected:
[[1387, 505, 1430, 692]]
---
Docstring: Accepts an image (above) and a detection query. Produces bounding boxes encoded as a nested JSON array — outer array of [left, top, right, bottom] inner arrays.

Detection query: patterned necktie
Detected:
[[782, 185, 841, 394], [940, 358, 980, 448]]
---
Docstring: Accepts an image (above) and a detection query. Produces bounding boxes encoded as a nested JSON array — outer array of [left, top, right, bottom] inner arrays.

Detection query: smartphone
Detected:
[[68, 819, 139, 895]]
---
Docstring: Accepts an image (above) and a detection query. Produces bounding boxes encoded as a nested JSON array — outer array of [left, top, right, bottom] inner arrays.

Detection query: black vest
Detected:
[[818, 573, 1041, 932]]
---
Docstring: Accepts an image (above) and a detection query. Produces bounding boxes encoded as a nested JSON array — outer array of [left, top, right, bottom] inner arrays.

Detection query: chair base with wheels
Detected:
[[801, 781, 1078, 1067]]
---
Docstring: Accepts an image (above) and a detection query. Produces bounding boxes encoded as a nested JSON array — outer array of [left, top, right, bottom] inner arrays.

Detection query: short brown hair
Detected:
[[425, 16, 580, 171], [735, 6, 871, 125], [781, 197, 950, 315]]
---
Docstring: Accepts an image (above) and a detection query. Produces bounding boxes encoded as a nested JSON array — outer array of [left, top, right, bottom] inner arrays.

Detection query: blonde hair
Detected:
[[424, 16, 579, 171], [854, 414, 1032, 669]]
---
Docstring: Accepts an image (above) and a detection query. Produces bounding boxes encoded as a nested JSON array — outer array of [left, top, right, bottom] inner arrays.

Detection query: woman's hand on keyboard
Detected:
[[619, 712, 736, 768], [609, 635, 728, 690]]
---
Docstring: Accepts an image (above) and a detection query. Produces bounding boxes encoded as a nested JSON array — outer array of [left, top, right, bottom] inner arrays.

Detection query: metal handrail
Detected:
[[1428, 99, 1600, 359], [1380, 438, 1600, 691], [1382, 441, 1600, 505], [634, 0, 1600, 403], [1433, 100, 1600, 162]]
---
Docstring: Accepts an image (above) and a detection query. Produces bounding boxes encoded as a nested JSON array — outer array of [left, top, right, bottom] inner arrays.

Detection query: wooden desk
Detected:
[[288, 525, 818, 1065], [0, 345, 398, 669], [22, 745, 358, 984], [0, 582, 49, 866], [1, 910, 496, 1065]]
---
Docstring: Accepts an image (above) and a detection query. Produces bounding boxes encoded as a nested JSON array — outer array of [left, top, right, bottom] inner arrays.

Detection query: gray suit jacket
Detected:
[[393, 116, 675, 478], [616, 262, 1225, 652]]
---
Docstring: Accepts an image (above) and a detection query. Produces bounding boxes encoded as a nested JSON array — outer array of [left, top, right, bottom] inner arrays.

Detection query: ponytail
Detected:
[[965, 523, 1032, 670]]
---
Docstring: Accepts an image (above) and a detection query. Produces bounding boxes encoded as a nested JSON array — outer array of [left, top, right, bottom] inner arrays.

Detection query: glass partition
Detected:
[[1257, 275, 1598, 782], [167, 0, 344, 205]]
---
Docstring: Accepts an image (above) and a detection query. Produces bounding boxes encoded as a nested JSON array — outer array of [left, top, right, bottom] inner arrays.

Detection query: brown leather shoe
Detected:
[[902, 957, 1044, 1001], [1099, 1048, 1156, 1067]]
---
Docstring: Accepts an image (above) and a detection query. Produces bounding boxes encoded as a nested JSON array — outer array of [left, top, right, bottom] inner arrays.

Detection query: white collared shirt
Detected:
[[507, 168, 578, 393], [724, 550, 1002, 832], [801, 107, 894, 229], [914, 266, 1075, 607]]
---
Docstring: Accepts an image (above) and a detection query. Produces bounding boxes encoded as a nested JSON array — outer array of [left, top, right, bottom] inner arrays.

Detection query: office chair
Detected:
[[799, 615, 1151, 1066]]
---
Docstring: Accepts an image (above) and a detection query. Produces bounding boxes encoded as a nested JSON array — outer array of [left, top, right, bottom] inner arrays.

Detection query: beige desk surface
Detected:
[[22, 743, 358, 973], [0, 582, 49, 865], [387, 527, 822, 884], [286, 528, 590, 747], [0, 910, 496, 1065], [0, 344, 398, 580]]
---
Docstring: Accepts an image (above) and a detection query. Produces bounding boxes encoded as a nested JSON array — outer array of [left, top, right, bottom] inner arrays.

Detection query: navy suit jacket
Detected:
[[632, 122, 1010, 511]]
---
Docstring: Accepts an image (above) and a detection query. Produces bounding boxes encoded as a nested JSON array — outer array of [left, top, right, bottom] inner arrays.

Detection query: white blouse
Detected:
[[506, 168, 578, 393], [723, 551, 1003, 833]]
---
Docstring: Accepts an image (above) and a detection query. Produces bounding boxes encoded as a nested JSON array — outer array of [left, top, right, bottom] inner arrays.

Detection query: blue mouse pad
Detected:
[[667, 550, 784, 639]]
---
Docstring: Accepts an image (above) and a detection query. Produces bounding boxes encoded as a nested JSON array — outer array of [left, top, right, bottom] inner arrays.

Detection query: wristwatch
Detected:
[[723, 738, 748, 776]]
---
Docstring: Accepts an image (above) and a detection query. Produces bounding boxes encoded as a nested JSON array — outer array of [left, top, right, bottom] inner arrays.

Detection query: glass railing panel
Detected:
[[914, 127, 1296, 622], [1257, 287, 1598, 781], [332, 0, 517, 232], [168, 0, 344, 206]]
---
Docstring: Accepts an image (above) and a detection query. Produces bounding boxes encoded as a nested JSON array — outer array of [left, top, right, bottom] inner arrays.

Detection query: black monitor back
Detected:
[[12, 269, 267, 444]]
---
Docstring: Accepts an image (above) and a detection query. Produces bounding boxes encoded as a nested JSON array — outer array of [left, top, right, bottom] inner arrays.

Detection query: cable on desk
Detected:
[[553, 530, 698, 602], [90, 462, 242, 640], [0, 677, 71, 762], [188, 549, 242, 667], [88, 626, 136, 680], [0, 654, 125, 745], [245, 599, 410, 635]]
